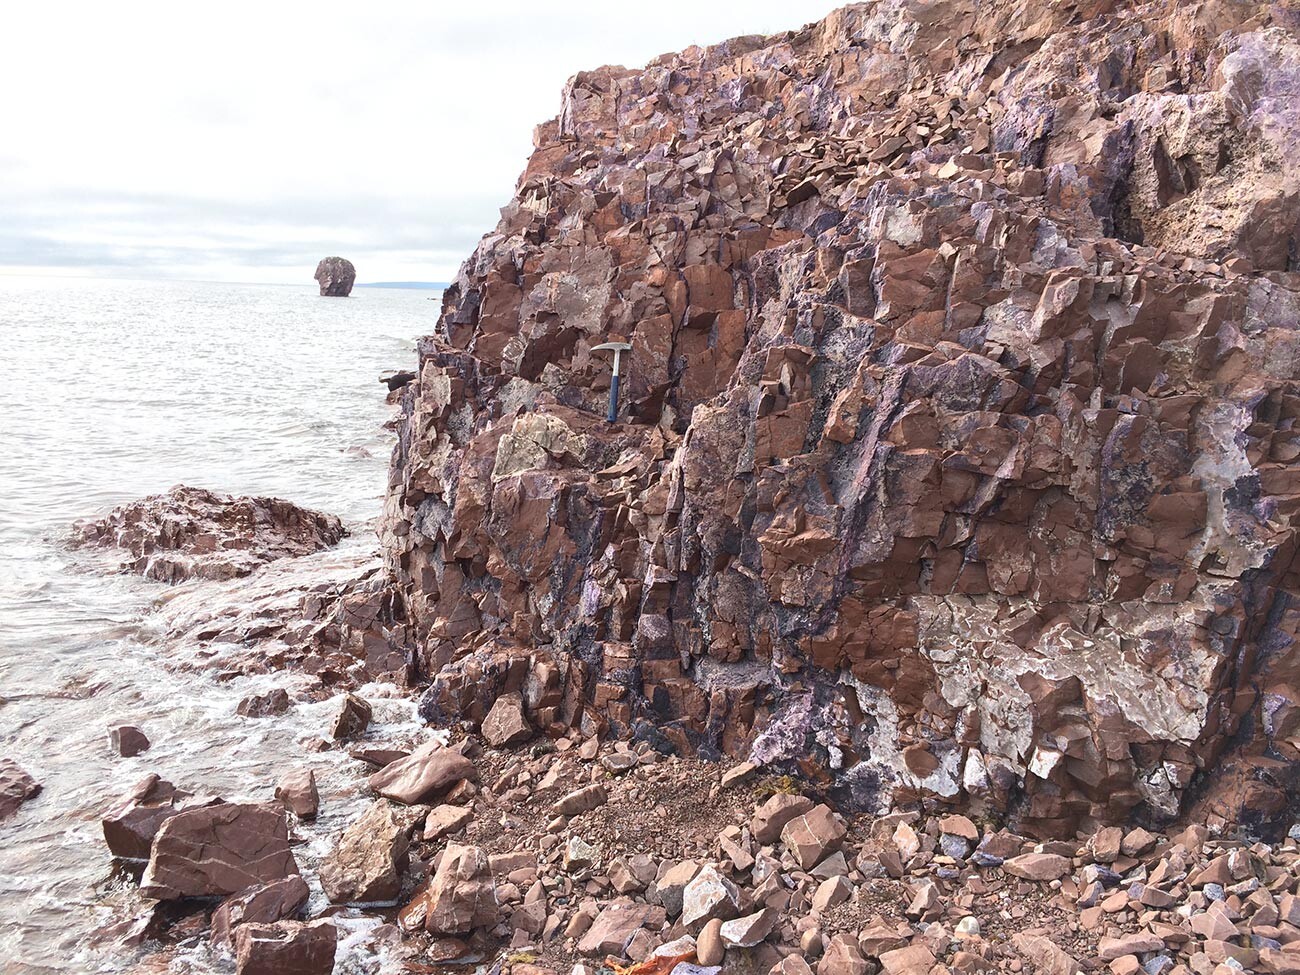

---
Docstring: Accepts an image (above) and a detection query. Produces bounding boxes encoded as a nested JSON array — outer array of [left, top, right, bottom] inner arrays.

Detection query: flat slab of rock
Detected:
[[0, 759, 41, 821], [367, 740, 475, 805], [234, 918, 336, 975], [140, 802, 299, 899], [319, 800, 410, 904], [1002, 852, 1072, 882], [73, 485, 345, 583]]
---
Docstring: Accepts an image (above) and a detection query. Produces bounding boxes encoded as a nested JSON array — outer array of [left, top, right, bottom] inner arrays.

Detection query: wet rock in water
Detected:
[[380, 370, 417, 393], [480, 691, 532, 747], [274, 769, 319, 820], [73, 485, 345, 583], [330, 693, 372, 739], [102, 775, 209, 860], [367, 740, 475, 805], [210, 875, 311, 946], [314, 257, 355, 297], [109, 725, 150, 758], [382, 0, 1300, 835], [140, 802, 299, 899], [0, 759, 41, 821], [237, 689, 291, 718], [233, 918, 336, 975], [398, 843, 497, 935], [349, 746, 409, 768], [319, 800, 411, 904]]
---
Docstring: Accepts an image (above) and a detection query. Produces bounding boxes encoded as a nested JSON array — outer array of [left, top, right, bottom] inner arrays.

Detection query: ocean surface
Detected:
[[0, 276, 436, 973]]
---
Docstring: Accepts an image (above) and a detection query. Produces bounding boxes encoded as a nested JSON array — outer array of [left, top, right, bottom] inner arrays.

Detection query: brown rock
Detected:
[[1097, 934, 1165, 962], [403, 844, 497, 935], [233, 918, 336, 975], [781, 804, 846, 870], [314, 257, 356, 298], [211, 876, 310, 946], [751, 794, 814, 844], [1011, 934, 1079, 975], [73, 485, 344, 583], [481, 691, 532, 747], [331, 694, 372, 739], [818, 933, 869, 975], [698, 918, 726, 965], [367, 740, 474, 804], [0, 759, 41, 821], [102, 775, 206, 860], [1002, 852, 1072, 882], [424, 803, 473, 841], [109, 725, 151, 757], [319, 800, 411, 904], [552, 783, 608, 816], [880, 944, 937, 975], [275, 769, 319, 820], [140, 803, 299, 899]]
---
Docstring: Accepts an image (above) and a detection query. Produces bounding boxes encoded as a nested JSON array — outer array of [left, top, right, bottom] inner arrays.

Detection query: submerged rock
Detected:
[[314, 257, 355, 297], [0, 759, 41, 822], [108, 725, 150, 758], [73, 485, 345, 583]]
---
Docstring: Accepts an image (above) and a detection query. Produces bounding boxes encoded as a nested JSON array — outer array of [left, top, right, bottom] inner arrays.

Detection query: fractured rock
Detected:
[[330, 693, 371, 739], [140, 802, 299, 899], [211, 876, 310, 946], [233, 918, 336, 975], [481, 691, 532, 747], [274, 769, 319, 820], [367, 739, 474, 804], [319, 800, 411, 904]]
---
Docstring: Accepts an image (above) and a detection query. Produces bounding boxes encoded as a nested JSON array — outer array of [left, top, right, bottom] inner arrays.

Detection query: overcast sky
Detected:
[[0, 1, 836, 285]]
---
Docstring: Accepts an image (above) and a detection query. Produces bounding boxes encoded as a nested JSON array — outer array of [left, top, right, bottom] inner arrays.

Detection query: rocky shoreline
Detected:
[[17, 1, 1300, 973]]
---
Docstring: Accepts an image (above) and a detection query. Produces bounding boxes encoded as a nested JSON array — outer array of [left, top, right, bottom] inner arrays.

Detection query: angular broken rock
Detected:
[[481, 691, 532, 747], [654, 859, 700, 916], [681, 864, 740, 929], [109, 725, 151, 757], [237, 689, 291, 718], [751, 794, 814, 845], [102, 775, 209, 860], [781, 804, 846, 870], [553, 783, 608, 816], [719, 908, 776, 948], [1011, 935, 1079, 975], [140, 802, 299, 899], [879, 944, 937, 975], [72, 485, 344, 583], [211, 876, 310, 947], [1097, 934, 1165, 961], [367, 739, 474, 804], [233, 918, 336, 975], [1002, 852, 1071, 882], [319, 800, 411, 904], [331, 694, 372, 740], [400, 843, 497, 935], [0, 759, 41, 822], [423, 803, 473, 841], [275, 768, 319, 820], [819, 933, 869, 975], [577, 901, 667, 956]]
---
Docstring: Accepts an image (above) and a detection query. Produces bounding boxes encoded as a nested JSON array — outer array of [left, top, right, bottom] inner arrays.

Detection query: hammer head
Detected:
[[591, 341, 632, 353]]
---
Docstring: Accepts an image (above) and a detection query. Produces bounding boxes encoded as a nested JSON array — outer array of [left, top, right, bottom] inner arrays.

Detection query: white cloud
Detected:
[[0, 0, 836, 283]]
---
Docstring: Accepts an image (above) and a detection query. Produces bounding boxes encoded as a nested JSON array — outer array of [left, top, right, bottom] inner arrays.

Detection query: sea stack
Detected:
[[314, 257, 355, 297]]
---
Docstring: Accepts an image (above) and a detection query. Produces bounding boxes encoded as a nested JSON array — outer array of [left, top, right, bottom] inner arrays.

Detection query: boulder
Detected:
[[109, 725, 150, 757], [423, 803, 473, 841], [211, 876, 311, 946], [681, 864, 740, 929], [102, 775, 213, 860], [398, 843, 497, 935], [751, 794, 814, 845], [233, 918, 336, 975], [368, 740, 474, 804], [237, 689, 291, 718], [780, 804, 847, 870], [140, 802, 299, 899], [319, 800, 410, 904], [0, 759, 41, 821], [72, 486, 344, 583], [314, 257, 356, 297], [330, 693, 372, 739], [1002, 853, 1072, 882], [274, 769, 319, 820], [481, 691, 532, 747]]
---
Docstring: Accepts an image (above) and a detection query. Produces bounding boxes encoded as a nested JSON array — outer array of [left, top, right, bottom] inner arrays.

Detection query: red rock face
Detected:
[[381, 2, 1300, 835]]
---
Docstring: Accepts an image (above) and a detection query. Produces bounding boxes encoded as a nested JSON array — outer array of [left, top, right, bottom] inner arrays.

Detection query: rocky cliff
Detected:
[[381, 0, 1300, 837]]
